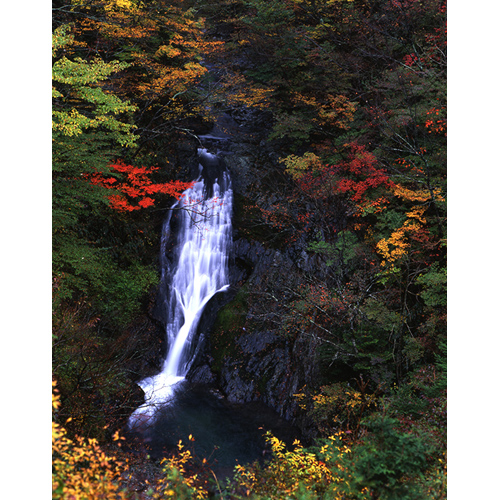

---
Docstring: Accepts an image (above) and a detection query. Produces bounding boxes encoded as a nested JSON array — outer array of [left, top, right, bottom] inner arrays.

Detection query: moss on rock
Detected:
[[210, 285, 249, 374]]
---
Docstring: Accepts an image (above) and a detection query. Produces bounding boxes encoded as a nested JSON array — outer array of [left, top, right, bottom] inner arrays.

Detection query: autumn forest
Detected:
[[51, 0, 447, 498]]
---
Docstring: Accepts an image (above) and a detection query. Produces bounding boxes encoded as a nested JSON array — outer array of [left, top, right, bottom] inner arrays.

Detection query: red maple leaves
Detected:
[[297, 142, 393, 204], [89, 160, 194, 212]]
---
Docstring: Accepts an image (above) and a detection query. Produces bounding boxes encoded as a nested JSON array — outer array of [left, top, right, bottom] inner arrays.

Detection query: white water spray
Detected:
[[129, 156, 232, 429]]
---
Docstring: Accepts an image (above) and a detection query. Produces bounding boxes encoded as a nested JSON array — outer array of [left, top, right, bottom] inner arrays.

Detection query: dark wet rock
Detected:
[[205, 232, 323, 426], [123, 313, 167, 383], [188, 364, 216, 384]]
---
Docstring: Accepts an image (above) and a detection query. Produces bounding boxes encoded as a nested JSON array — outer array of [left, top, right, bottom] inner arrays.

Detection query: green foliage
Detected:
[[343, 416, 432, 500], [55, 247, 158, 325], [296, 381, 378, 437], [52, 26, 137, 145], [416, 263, 447, 308], [308, 230, 360, 270], [52, 301, 139, 438], [282, 152, 323, 181], [222, 417, 440, 500], [52, 21, 161, 328], [373, 209, 408, 241], [242, 0, 295, 30], [362, 297, 399, 334], [269, 111, 315, 143], [383, 360, 447, 452]]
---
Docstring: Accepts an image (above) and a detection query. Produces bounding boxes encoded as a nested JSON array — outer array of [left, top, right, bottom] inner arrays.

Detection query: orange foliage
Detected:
[[376, 205, 437, 267], [69, 1, 223, 107], [376, 223, 420, 266], [290, 93, 356, 130], [392, 183, 445, 204], [424, 107, 447, 136]]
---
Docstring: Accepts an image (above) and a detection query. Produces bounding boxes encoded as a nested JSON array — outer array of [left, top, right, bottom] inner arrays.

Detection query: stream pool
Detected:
[[125, 381, 301, 479]]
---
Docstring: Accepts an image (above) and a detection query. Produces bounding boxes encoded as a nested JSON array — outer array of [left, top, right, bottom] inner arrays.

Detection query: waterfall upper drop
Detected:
[[129, 151, 233, 429]]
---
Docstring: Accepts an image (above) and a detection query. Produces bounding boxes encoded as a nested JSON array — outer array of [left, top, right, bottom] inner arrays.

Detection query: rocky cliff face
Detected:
[[189, 237, 328, 431], [185, 110, 330, 433]]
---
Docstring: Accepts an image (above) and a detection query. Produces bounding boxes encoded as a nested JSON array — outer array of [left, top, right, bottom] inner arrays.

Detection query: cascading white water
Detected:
[[129, 155, 232, 429]]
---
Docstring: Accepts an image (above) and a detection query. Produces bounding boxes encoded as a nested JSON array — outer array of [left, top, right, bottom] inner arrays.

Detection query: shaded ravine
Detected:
[[128, 150, 233, 432], [124, 141, 302, 478]]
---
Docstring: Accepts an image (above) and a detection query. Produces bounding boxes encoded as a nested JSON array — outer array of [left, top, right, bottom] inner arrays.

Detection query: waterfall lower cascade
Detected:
[[129, 153, 233, 430]]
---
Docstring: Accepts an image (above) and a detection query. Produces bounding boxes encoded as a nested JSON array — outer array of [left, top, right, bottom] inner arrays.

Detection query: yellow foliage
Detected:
[[232, 431, 352, 499], [152, 438, 209, 499], [295, 383, 378, 436], [405, 205, 427, 224], [392, 183, 445, 203], [104, 0, 135, 11], [317, 94, 356, 129], [67, 1, 223, 116], [210, 71, 273, 110], [52, 381, 130, 499], [155, 45, 183, 58], [134, 59, 208, 99], [376, 181, 444, 267], [293, 390, 308, 411], [290, 93, 356, 130], [281, 152, 323, 180], [97, 18, 155, 40], [53, 381, 209, 499], [376, 221, 421, 266]]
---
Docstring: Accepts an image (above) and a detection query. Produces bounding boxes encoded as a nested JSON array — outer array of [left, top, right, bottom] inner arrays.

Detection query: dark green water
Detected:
[[127, 382, 301, 479]]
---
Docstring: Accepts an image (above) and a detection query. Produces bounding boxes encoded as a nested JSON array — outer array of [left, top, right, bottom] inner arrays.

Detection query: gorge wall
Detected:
[[178, 109, 333, 436]]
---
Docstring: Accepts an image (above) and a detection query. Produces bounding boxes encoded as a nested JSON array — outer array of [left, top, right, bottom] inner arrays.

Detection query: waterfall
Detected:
[[129, 151, 232, 429]]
